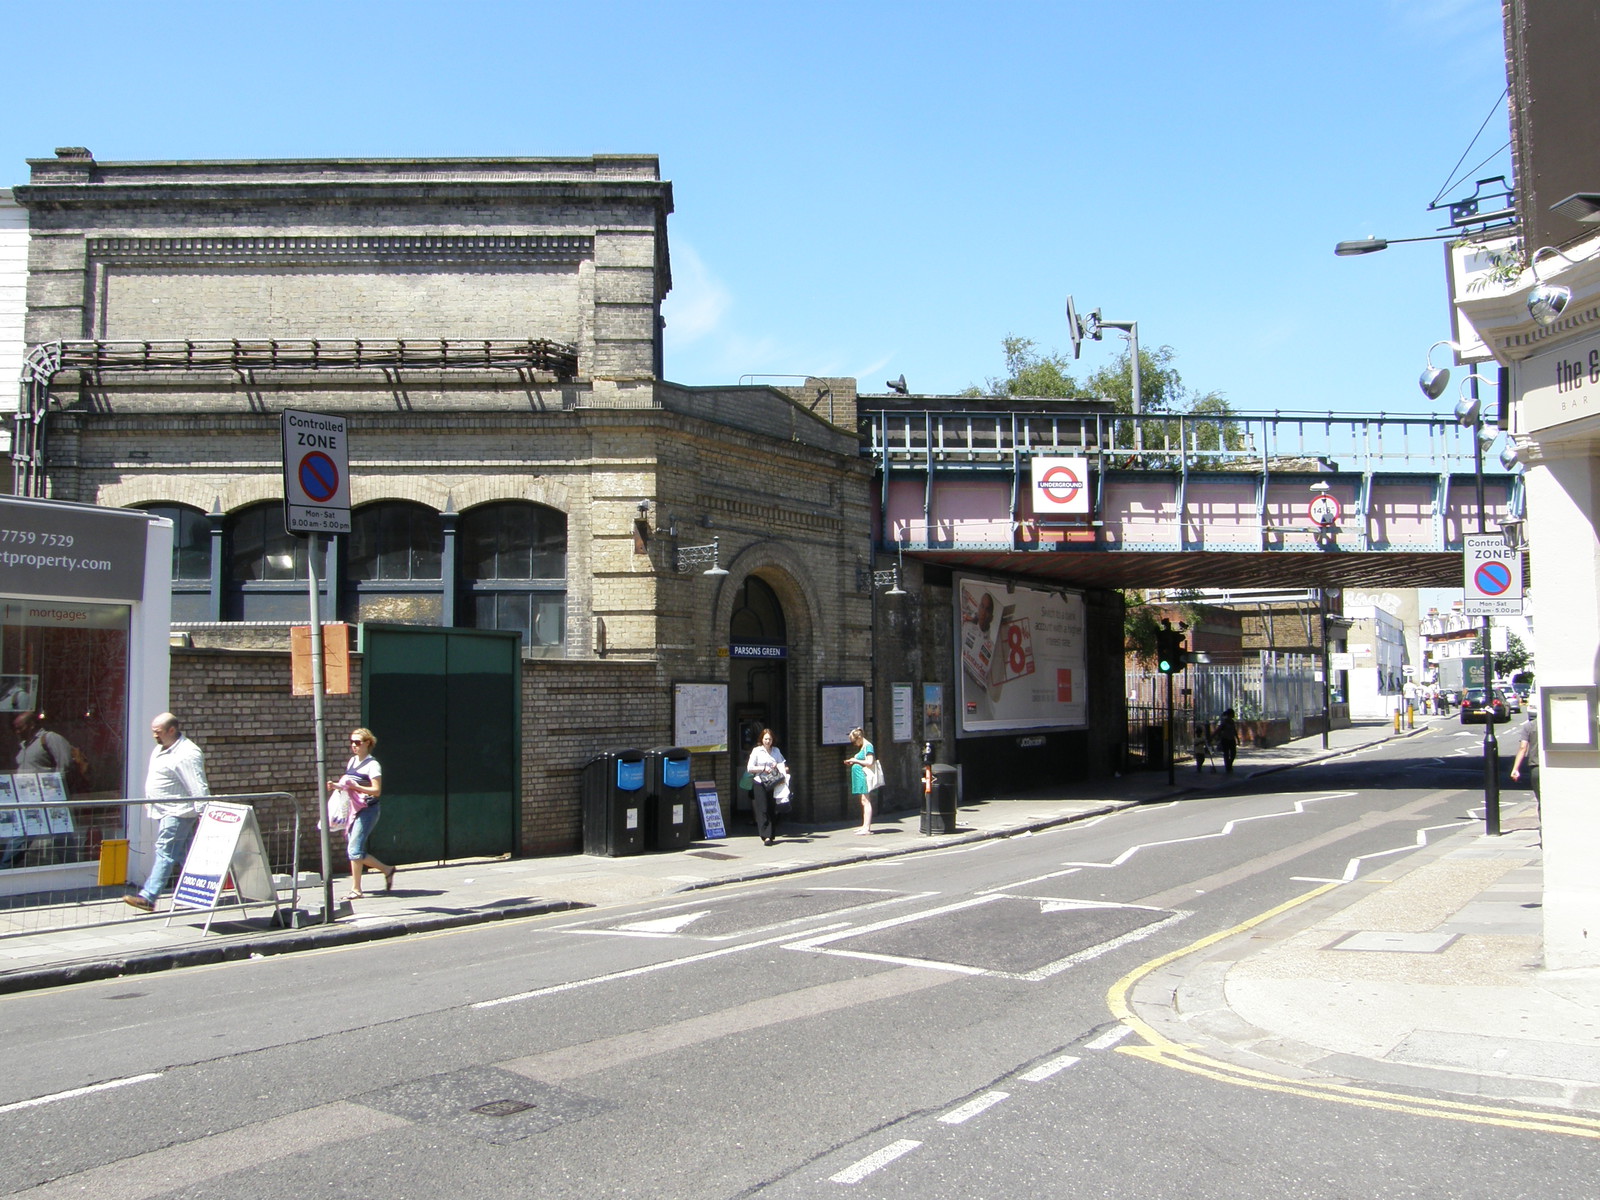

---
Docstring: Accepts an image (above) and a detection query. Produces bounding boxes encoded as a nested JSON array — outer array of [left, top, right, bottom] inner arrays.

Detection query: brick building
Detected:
[[11, 149, 1128, 863], [13, 150, 887, 854]]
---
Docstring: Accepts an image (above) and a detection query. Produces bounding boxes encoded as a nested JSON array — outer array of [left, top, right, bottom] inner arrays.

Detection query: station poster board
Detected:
[[820, 683, 864, 746], [673, 682, 728, 753], [955, 574, 1088, 736]]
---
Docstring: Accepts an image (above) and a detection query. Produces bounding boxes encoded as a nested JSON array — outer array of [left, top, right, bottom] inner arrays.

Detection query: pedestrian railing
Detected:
[[0, 792, 306, 941]]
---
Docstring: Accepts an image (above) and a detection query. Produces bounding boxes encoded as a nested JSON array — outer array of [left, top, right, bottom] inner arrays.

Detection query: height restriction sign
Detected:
[[1463, 532, 1522, 615], [281, 410, 351, 534]]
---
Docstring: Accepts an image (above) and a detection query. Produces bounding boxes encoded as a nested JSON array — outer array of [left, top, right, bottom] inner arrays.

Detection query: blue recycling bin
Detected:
[[645, 747, 696, 850], [581, 749, 646, 857]]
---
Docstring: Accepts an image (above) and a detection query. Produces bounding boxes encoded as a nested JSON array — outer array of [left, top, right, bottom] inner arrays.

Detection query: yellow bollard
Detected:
[[97, 838, 129, 886], [1394, 708, 1402, 733], [1407, 703, 1415, 729]]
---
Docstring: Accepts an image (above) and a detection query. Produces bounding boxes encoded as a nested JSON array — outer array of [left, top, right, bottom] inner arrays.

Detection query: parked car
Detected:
[[1460, 687, 1510, 724]]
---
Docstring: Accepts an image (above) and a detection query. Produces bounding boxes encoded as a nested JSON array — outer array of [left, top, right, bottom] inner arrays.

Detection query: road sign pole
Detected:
[[307, 534, 334, 921]]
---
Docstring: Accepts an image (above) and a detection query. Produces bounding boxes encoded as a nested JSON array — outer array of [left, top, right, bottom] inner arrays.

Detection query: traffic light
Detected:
[[1156, 622, 1189, 675]]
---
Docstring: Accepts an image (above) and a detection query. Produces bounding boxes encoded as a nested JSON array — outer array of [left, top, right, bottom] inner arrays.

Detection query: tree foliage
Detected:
[[973, 335, 1244, 462], [1471, 630, 1532, 678]]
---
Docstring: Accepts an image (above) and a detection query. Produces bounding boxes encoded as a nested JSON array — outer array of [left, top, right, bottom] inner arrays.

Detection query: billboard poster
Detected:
[[955, 575, 1087, 735]]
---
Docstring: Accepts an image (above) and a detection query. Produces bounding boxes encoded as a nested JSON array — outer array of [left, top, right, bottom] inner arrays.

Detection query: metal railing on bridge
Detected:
[[868, 409, 1506, 476]]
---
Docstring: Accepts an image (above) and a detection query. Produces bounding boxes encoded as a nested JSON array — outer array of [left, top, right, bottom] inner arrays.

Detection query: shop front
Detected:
[[0, 497, 172, 896]]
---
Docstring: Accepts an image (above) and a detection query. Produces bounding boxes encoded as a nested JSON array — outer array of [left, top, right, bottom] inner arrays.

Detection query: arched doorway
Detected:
[[728, 575, 788, 810]]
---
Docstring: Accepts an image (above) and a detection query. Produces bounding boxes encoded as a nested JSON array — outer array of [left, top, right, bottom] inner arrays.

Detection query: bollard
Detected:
[[1407, 703, 1415, 729], [1394, 709, 1402, 733]]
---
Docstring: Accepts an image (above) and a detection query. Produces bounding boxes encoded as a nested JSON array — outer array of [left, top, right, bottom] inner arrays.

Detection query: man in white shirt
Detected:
[[124, 712, 210, 912]]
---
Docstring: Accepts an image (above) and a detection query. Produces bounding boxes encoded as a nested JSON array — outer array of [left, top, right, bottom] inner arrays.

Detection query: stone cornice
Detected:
[[15, 178, 674, 214], [86, 234, 594, 266]]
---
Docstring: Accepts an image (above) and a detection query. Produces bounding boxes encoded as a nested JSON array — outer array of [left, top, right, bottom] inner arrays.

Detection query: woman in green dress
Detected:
[[843, 727, 877, 835]]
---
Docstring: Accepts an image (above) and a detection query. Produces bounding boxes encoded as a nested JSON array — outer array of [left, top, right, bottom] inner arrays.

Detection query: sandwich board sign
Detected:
[[171, 803, 280, 932], [1463, 533, 1523, 616]]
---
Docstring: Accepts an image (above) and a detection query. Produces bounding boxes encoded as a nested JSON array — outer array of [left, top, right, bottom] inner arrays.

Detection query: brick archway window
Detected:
[[459, 501, 567, 652]]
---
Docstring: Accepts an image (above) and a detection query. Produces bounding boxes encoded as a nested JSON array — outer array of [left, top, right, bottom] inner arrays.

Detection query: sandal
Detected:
[[382, 866, 396, 892], [348, 891, 365, 899]]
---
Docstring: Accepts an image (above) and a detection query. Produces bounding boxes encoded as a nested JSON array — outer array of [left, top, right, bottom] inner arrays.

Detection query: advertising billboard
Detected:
[[955, 575, 1088, 735]]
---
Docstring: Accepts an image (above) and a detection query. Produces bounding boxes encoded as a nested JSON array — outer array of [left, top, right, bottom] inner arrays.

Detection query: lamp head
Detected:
[[1335, 237, 1388, 256], [1453, 394, 1482, 427], [1499, 436, 1523, 470], [1418, 340, 1460, 401], [1527, 246, 1578, 327]]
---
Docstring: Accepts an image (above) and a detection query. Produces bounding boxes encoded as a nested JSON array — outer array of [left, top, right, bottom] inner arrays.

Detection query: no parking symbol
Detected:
[[1463, 533, 1522, 615]]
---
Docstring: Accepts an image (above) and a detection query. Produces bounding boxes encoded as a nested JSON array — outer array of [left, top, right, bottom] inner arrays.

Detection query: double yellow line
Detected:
[[1106, 885, 1600, 1139]]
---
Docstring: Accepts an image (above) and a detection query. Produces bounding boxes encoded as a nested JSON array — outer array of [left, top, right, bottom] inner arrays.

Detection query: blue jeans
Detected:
[[140, 814, 199, 901], [347, 804, 381, 861]]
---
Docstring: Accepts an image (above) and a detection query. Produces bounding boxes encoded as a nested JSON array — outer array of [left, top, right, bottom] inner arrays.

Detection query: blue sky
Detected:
[[4, 0, 1510, 414]]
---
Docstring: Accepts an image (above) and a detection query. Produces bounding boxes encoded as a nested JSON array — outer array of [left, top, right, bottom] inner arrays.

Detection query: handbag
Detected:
[[868, 759, 886, 792], [756, 764, 785, 788]]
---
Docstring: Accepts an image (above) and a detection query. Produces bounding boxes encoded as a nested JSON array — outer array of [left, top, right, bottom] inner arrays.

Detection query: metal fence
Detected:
[[1126, 653, 1321, 766], [868, 408, 1507, 476], [0, 792, 306, 940]]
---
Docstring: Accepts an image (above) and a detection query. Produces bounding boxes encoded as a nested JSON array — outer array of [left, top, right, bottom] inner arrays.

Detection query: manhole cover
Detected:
[[471, 1099, 535, 1117]]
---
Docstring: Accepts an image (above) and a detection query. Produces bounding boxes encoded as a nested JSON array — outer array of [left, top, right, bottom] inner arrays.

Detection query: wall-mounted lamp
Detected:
[[676, 538, 729, 576], [1419, 340, 1463, 401], [1497, 518, 1526, 551], [1527, 246, 1577, 327], [857, 563, 906, 595], [1499, 435, 1523, 471]]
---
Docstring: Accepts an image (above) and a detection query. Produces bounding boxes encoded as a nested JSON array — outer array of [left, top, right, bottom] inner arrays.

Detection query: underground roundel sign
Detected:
[[1030, 456, 1091, 515]]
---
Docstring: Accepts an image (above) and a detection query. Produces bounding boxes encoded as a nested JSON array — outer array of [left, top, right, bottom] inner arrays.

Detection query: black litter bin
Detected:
[[581, 749, 646, 856], [921, 763, 959, 835], [645, 746, 696, 850]]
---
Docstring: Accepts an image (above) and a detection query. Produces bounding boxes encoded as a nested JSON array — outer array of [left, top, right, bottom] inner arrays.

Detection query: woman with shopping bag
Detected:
[[745, 728, 789, 846], [844, 727, 880, 835]]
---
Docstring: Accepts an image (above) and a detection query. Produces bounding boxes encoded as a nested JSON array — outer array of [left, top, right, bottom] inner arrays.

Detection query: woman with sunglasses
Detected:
[[328, 727, 394, 898]]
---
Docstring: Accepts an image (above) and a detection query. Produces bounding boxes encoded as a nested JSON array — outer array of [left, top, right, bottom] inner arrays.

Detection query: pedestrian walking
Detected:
[[124, 713, 210, 912], [1510, 710, 1540, 801], [329, 727, 393, 898], [1215, 708, 1239, 774], [745, 728, 789, 846], [844, 727, 878, 835], [1193, 721, 1215, 773]]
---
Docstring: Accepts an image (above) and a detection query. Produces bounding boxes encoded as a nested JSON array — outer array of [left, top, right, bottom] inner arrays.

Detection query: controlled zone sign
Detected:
[[1463, 533, 1523, 615], [1030, 456, 1091, 515], [281, 409, 351, 534]]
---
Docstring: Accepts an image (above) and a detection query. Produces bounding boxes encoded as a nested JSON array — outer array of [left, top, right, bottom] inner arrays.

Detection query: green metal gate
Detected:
[[360, 624, 521, 864]]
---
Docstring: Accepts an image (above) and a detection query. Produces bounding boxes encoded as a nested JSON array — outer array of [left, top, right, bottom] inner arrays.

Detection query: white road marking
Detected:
[[829, 1140, 922, 1184], [1019, 1054, 1080, 1082], [0, 1072, 163, 1115], [1011, 910, 1191, 982], [471, 923, 852, 1008], [614, 911, 710, 934], [1083, 1025, 1134, 1051], [938, 1090, 1010, 1124], [1334, 819, 1474, 881]]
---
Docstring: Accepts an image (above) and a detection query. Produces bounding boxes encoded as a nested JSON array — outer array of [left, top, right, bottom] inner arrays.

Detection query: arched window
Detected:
[[459, 502, 566, 651], [730, 575, 787, 646], [137, 503, 212, 623], [225, 502, 316, 621], [344, 502, 444, 624]]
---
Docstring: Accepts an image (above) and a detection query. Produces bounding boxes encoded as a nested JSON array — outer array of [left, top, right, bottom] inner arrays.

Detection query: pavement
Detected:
[[3, 713, 1596, 1116]]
